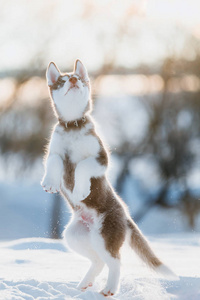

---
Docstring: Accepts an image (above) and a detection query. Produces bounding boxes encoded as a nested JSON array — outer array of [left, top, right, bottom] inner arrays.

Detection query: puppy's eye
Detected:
[[57, 79, 65, 88], [51, 78, 66, 90]]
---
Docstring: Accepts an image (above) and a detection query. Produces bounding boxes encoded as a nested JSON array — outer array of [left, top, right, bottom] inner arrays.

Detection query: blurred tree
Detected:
[[114, 54, 200, 228]]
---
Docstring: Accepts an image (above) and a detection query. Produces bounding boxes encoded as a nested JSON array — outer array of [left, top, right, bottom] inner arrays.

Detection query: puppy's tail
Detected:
[[127, 219, 179, 281]]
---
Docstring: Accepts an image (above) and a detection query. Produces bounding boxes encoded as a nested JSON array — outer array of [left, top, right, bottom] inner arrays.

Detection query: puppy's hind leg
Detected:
[[91, 232, 122, 297], [101, 256, 121, 297], [64, 220, 105, 291], [77, 255, 105, 291]]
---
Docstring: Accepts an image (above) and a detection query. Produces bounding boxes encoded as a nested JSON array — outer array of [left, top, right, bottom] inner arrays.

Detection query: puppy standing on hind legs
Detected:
[[41, 59, 178, 297]]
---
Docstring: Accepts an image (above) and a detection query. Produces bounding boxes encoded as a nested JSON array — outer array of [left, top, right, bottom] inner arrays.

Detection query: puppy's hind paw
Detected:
[[77, 282, 93, 292], [100, 290, 114, 297], [100, 285, 117, 297]]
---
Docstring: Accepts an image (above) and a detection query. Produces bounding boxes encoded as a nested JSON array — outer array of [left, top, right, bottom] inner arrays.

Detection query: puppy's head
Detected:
[[46, 60, 91, 121]]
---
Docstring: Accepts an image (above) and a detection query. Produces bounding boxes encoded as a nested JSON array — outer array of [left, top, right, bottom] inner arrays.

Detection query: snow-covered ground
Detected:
[[0, 235, 199, 300]]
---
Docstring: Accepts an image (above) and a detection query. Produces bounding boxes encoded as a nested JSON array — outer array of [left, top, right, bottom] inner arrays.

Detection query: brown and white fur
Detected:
[[41, 59, 178, 297]]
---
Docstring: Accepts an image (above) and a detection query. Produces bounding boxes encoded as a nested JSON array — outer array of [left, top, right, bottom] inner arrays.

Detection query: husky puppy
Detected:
[[41, 60, 177, 296]]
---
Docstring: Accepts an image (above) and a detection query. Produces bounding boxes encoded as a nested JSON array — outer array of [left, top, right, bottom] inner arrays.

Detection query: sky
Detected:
[[146, 0, 200, 27], [0, 0, 200, 73]]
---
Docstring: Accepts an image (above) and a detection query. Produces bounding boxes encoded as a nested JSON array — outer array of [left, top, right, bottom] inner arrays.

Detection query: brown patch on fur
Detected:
[[88, 128, 109, 166], [96, 147, 108, 166], [58, 116, 90, 131], [83, 177, 126, 258], [127, 219, 162, 268], [63, 154, 75, 192], [60, 154, 77, 209]]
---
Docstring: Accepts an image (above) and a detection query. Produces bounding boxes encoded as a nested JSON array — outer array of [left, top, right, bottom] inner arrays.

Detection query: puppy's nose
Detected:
[[69, 77, 77, 84]]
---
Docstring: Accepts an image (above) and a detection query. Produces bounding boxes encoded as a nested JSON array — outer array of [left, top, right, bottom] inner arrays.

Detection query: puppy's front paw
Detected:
[[41, 176, 60, 194], [73, 183, 91, 201]]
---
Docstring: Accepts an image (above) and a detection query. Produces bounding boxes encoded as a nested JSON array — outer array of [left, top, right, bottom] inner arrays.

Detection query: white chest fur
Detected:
[[50, 123, 100, 164]]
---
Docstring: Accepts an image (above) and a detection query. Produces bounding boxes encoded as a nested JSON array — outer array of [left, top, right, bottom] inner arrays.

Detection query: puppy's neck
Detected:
[[53, 98, 92, 124]]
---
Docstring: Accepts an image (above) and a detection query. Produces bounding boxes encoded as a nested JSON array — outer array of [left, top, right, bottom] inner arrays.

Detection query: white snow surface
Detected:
[[0, 235, 199, 300]]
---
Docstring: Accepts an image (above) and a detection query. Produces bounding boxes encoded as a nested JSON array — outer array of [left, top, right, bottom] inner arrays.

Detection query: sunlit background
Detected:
[[1, 0, 200, 240]]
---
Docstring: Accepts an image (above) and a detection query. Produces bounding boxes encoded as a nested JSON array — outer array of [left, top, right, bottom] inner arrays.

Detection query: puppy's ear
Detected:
[[74, 59, 89, 82], [46, 62, 61, 86]]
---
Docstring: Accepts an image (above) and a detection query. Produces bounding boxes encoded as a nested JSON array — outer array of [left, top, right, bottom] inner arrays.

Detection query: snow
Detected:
[[0, 235, 199, 300]]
